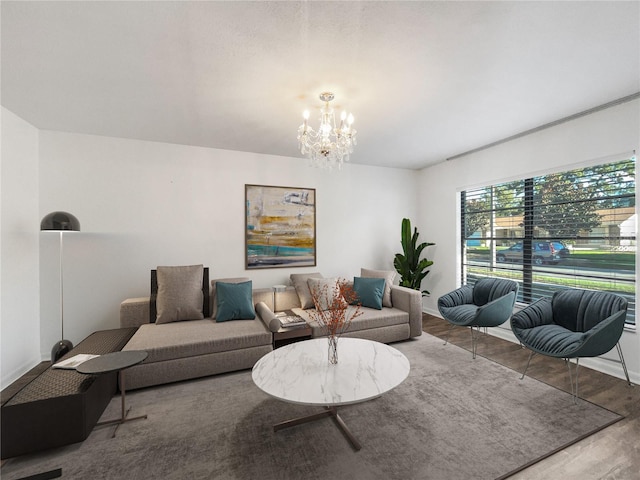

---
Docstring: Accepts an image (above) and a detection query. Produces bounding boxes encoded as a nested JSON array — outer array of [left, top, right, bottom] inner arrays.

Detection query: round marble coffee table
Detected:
[[252, 337, 410, 450]]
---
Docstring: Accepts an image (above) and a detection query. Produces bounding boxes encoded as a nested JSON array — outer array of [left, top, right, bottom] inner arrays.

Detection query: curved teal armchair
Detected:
[[438, 278, 518, 358], [511, 288, 631, 400]]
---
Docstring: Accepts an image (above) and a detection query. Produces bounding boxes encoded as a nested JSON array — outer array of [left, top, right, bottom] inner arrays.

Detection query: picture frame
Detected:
[[245, 184, 316, 269]]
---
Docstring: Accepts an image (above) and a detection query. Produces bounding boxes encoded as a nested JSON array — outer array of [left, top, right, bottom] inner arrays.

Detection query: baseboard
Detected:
[[422, 307, 440, 317]]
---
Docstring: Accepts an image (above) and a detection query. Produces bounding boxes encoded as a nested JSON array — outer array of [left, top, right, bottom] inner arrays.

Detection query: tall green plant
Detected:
[[394, 218, 435, 295]]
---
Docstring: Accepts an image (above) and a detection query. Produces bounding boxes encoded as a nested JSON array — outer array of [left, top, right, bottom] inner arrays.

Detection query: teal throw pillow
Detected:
[[216, 281, 256, 322], [352, 277, 385, 310]]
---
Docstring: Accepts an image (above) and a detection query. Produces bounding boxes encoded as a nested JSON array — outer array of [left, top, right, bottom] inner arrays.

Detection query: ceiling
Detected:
[[2, 1, 639, 170]]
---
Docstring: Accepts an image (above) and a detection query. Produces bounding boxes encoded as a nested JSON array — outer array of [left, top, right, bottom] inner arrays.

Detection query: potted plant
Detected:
[[394, 218, 435, 295]]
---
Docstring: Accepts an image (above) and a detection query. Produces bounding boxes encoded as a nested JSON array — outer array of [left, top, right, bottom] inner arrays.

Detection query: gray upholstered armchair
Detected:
[[438, 278, 518, 358], [511, 288, 631, 400]]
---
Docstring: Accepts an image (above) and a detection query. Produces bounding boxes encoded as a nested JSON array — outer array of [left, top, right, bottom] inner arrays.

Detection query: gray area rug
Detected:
[[2, 333, 622, 480]]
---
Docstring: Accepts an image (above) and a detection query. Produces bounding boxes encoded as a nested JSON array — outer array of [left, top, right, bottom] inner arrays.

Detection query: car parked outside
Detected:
[[496, 241, 570, 265]]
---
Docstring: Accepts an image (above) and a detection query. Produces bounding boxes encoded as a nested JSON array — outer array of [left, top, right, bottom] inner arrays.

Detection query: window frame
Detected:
[[460, 155, 636, 327]]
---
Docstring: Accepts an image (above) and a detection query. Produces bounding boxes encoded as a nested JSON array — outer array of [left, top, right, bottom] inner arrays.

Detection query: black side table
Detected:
[[77, 350, 148, 437]]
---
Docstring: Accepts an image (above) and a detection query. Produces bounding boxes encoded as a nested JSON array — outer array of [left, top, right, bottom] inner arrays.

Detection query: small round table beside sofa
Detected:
[[77, 350, 148, 437]]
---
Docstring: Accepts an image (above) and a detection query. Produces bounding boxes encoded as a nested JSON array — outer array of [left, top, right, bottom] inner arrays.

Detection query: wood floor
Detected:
[[422, 313, 640, 480]]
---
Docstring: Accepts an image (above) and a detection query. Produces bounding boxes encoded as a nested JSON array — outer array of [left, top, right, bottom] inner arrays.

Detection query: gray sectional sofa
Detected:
[[119, 268, 422, 390]]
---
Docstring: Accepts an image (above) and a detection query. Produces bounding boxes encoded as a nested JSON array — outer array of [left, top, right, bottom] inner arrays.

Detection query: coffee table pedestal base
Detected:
[[273, 407, 361, 451]]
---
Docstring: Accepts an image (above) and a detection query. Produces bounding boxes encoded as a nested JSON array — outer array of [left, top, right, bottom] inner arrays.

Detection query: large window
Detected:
[[461, 156, 636, 326]]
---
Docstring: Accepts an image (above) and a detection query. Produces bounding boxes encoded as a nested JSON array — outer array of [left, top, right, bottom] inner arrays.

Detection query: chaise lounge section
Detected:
[[120, 307, 274, 390], [119, 268, 275, 390]]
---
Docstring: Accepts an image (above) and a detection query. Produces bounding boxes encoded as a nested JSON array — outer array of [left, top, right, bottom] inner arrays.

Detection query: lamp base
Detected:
[[51, 339, 73, 363]]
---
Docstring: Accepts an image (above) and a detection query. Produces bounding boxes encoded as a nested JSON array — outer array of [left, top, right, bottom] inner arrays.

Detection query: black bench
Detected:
[[1, 327, 137, 459]]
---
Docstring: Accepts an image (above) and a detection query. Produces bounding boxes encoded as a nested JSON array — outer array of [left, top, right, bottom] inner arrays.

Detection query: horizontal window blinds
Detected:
[[461, 157, 636, 326]]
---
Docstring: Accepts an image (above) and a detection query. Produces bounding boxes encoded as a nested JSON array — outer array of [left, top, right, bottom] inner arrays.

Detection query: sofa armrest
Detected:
[[391, 285, 423, 338], [255, 301, 282, 332], [120, 297, 151, 328]]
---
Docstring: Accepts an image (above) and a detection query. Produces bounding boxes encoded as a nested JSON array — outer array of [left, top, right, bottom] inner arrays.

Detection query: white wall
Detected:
[[10, 99, 637, 386], [1, 108, 41, 388], [418, 99, 640, 383], [37, 131, 419, 354]]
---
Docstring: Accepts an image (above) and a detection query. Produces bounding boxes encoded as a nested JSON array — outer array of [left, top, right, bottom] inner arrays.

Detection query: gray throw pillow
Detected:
[[290, 272, 323, 309], [156, 265, 205, 324], [361, 268, 396, 307]]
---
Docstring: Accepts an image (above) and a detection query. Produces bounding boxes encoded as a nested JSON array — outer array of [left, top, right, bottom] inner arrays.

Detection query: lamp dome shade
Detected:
[[40, 211, 81, 231]]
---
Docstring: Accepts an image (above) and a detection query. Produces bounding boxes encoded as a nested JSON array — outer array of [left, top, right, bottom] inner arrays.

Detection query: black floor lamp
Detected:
[[40, 211, 81, 363]]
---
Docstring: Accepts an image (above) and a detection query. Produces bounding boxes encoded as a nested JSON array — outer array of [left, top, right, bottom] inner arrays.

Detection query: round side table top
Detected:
[[77, 350, 148, 375]]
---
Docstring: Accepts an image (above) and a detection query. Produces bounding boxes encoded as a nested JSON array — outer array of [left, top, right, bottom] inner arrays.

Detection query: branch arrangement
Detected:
[[308, 279, 363, 338]]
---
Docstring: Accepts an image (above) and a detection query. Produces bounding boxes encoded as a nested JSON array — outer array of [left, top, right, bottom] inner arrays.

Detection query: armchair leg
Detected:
[[565, 358, 580, 404], [520, 351, 535, 380], [616, 343, 632, 387], [564, 347, 630, 404], [470, 326, 481, 359], [443, 323, 455, 346]]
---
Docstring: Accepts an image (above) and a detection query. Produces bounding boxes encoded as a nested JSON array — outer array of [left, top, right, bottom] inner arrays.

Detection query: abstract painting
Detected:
[[245, 184, 316, 269]]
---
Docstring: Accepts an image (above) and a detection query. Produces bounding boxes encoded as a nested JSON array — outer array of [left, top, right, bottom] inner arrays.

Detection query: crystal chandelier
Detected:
[[297, 92, 357, 170]]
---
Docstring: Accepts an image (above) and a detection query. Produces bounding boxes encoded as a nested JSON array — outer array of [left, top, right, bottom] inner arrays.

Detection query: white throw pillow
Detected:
[[307, 277, 344, 311], [290, 272, 323, 309]]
